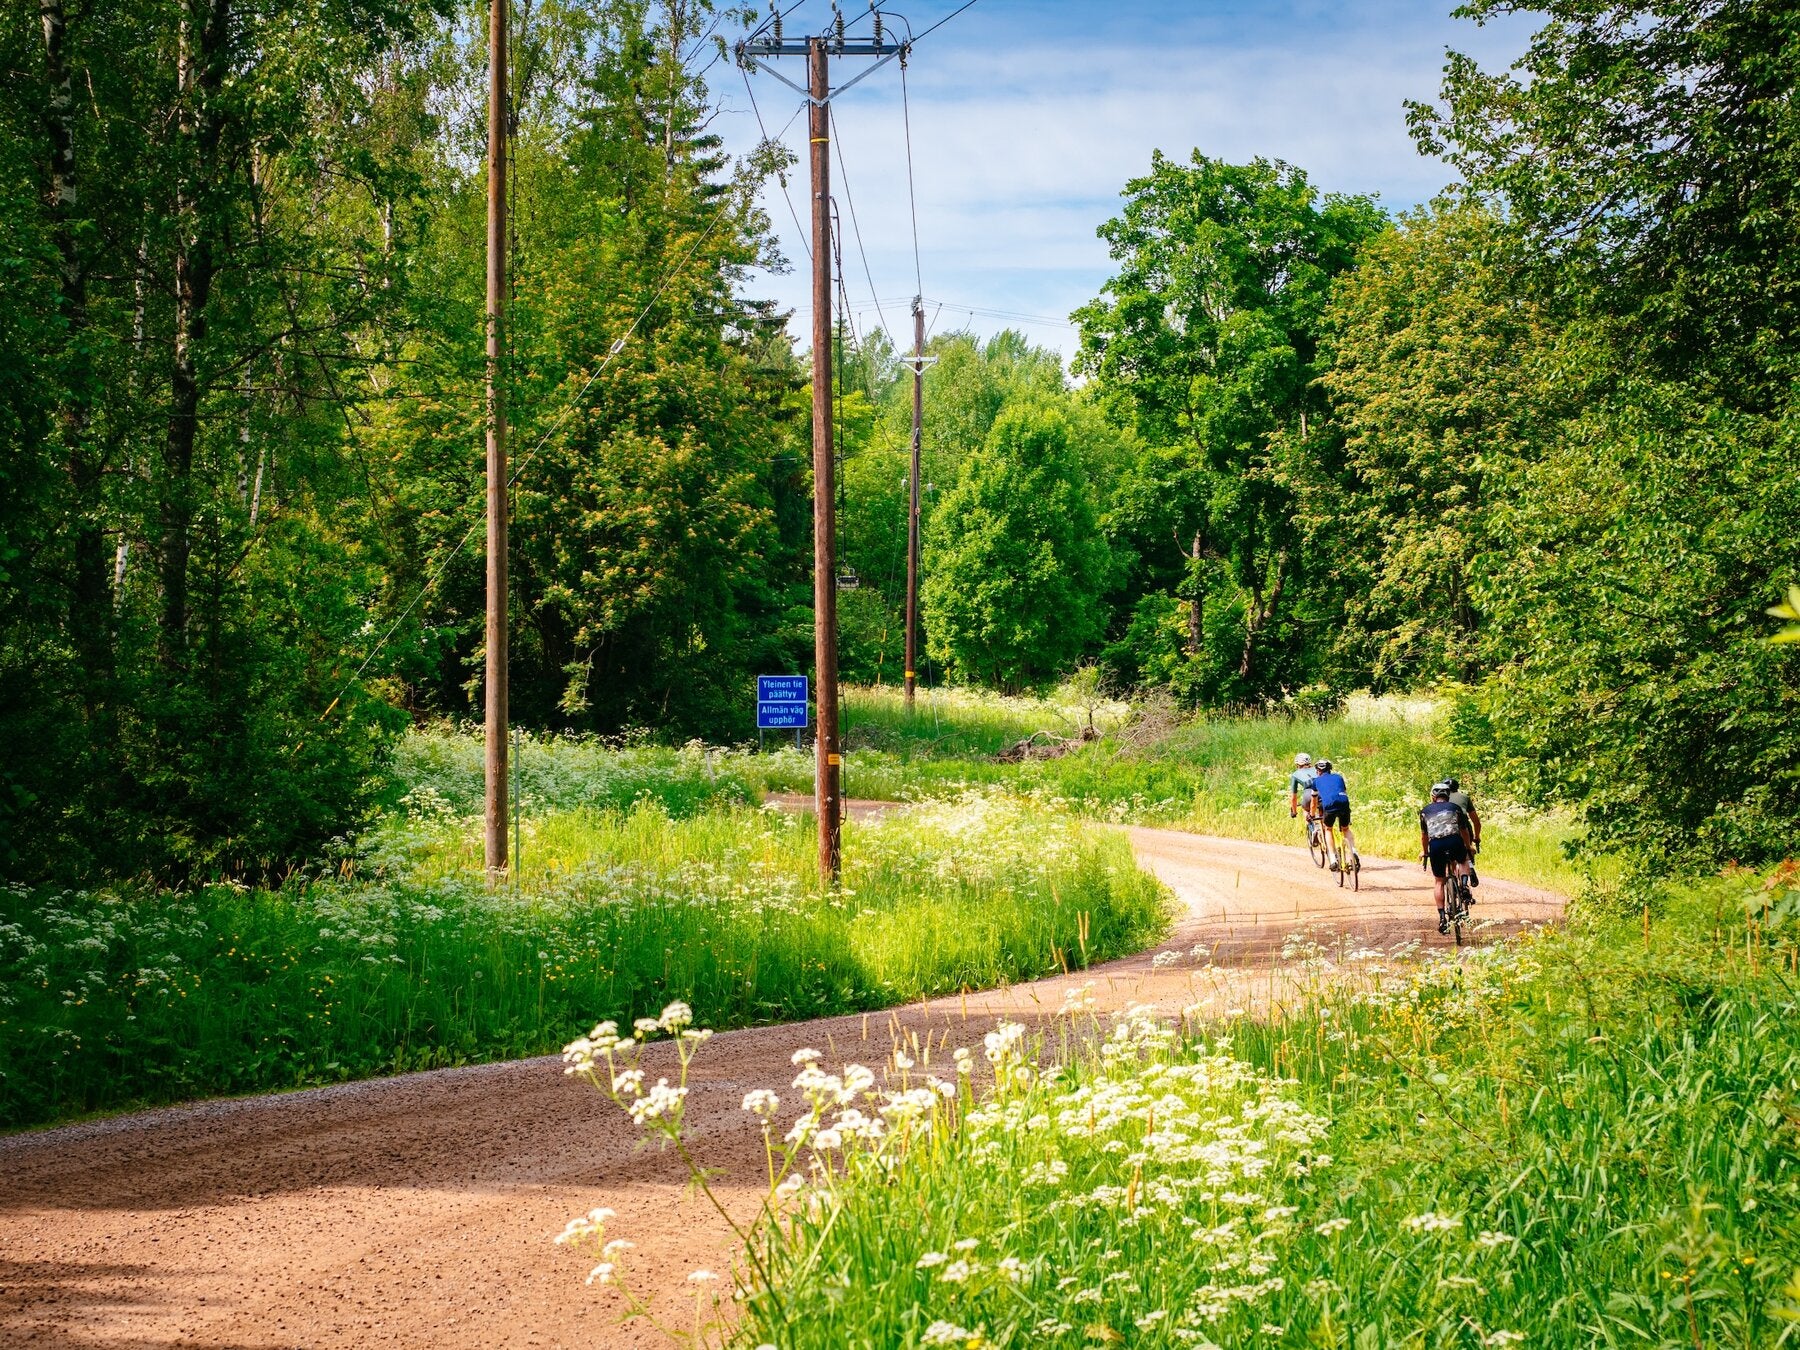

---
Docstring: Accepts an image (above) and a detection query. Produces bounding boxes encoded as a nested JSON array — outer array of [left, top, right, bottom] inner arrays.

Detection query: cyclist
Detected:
[[1419, 782, 1474, 934], [1444, 777, 1481, 889], [1311, 759, 1358, 871], [1288, 753, 1319, 826]]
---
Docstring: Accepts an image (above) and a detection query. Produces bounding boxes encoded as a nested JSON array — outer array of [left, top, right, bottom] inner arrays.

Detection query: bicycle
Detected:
[[1303, 808, 1328, 870], [1321, 818, 1359, 891], [1431, 857, 1473, 945]]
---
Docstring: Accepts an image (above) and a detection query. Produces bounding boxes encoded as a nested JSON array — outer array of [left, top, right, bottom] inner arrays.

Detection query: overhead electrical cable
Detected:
[[741, 70, 812, 265], [913, 0, 982, 45], [828, 103, 898, 349], [899, 57, 923, 296]]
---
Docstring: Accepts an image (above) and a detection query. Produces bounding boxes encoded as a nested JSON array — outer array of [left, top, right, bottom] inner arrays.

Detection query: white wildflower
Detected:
[[626, 1078, 686, 1125], [1404, 1212, 1462, 1234], [920, 1322, 974, 1346], [741, 1089, 780, 1118]]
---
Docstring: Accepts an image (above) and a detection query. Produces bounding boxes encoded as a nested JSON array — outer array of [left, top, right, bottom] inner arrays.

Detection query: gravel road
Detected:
[[0, 819, 1561, 1349]]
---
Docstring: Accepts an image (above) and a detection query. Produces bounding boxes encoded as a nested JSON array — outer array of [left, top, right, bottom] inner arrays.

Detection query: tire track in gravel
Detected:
[[0, 813, 1562, 1349]]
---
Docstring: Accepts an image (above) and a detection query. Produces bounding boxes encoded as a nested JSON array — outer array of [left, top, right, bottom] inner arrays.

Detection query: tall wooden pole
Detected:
[[809, 37, 842, 881], [904, 295, 924, 711], [484, 0, 509, 881]]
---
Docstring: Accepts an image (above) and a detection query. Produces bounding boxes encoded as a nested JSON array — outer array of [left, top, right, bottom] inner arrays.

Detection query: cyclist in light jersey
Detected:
[[1288, 753, 1319, 822]]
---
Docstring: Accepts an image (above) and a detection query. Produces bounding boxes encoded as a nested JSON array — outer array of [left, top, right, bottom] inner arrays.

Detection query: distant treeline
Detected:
[[3, 0, 1796, 879]]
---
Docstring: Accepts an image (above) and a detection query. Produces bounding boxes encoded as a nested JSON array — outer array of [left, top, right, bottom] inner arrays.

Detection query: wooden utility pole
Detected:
[[904, 294, 925, 711], [740, 17, 906, 884], [807, 36, 842, 880], [484, 0, 509, 882]]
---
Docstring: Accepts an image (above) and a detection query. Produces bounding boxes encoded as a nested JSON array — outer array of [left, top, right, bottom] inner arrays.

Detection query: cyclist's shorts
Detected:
[[1428, 837, 1468, 878], [1320, 802, 1351, 828]]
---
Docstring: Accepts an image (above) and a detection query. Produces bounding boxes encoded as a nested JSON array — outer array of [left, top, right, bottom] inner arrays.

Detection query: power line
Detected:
[[828, 103, 898, 346], [741, 69, 811, 265], [900, 56, 923, 296], [914, 0, 983, 45]]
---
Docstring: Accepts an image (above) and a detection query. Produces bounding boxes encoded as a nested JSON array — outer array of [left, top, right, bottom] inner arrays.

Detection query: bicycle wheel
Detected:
[[1452, 879, 1470, 945], [1336, 834, 1347, 888], [1308, 823, 1327, 869], [1351, 851, 1360, 893]]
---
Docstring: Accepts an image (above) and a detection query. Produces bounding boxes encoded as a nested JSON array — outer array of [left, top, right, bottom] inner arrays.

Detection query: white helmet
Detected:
[[1294, 753, 1312, 767]]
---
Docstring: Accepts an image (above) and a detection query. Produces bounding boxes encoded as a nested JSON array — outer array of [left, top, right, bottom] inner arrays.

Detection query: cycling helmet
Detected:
[[1316, 759, 1332, 772], [1445, 777, 1460, 792], [1430, 781, 1450, 797], [1294, 753, 1312, 767]]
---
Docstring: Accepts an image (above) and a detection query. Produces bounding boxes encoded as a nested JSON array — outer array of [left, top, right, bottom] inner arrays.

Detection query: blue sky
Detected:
[[715, 0, 1536, 363]]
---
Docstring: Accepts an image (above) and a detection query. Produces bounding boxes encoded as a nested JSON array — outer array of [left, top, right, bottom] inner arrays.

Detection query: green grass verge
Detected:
[[0, 793, 1169, 1131], [737, 874, 1800, 1347]]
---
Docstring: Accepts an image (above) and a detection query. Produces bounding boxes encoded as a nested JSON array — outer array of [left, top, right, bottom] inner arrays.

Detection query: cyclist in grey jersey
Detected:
[[1288, 753, 1319, 821]]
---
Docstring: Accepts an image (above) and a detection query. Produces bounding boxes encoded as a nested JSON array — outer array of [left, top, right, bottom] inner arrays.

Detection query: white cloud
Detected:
[[721, 2, 1534, 359]]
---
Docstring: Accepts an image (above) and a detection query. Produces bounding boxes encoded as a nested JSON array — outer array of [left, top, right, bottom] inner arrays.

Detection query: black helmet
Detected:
[[1316, 759, 1333, 772], [1445, 777, 1460, 792], [1430, 781, 1450, 799]]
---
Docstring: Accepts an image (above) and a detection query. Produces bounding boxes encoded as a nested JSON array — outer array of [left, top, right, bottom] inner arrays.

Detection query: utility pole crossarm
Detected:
[[736, 38, 907, 104], [740, 40, 904, 56]]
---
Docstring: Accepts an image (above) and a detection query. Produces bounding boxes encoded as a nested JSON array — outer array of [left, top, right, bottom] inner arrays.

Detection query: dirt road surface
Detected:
[[0, 820, 1561, 1350]]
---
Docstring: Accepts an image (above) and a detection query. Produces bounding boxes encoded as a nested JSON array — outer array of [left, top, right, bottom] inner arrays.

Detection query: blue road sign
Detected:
[[757, 675, 808, 730]]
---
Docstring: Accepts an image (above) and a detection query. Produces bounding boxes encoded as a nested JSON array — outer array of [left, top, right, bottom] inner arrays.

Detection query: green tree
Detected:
[[1411, 0, 1800, 408], [1408, 0, 1800, 866], [1314, 199, 1558, 686], [921, 404, 1107, 692], [1076, 153, 1385, 698]]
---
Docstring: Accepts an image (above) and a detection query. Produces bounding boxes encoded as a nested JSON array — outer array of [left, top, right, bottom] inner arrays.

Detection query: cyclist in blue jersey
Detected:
[[1310, 759, 1359, 872]]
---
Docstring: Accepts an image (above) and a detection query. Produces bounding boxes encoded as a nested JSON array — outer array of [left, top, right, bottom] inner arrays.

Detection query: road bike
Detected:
[[1304, 808, 1328, 869], [1433, 856, 1473, 945], [1321, 818, 1359, 891]]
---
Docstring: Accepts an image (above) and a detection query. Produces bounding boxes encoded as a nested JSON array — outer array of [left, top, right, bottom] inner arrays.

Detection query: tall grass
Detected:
[[733, 873, 1800, 1347], [388, 723, 758, 818], [0, 795, 1168, 1130]]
